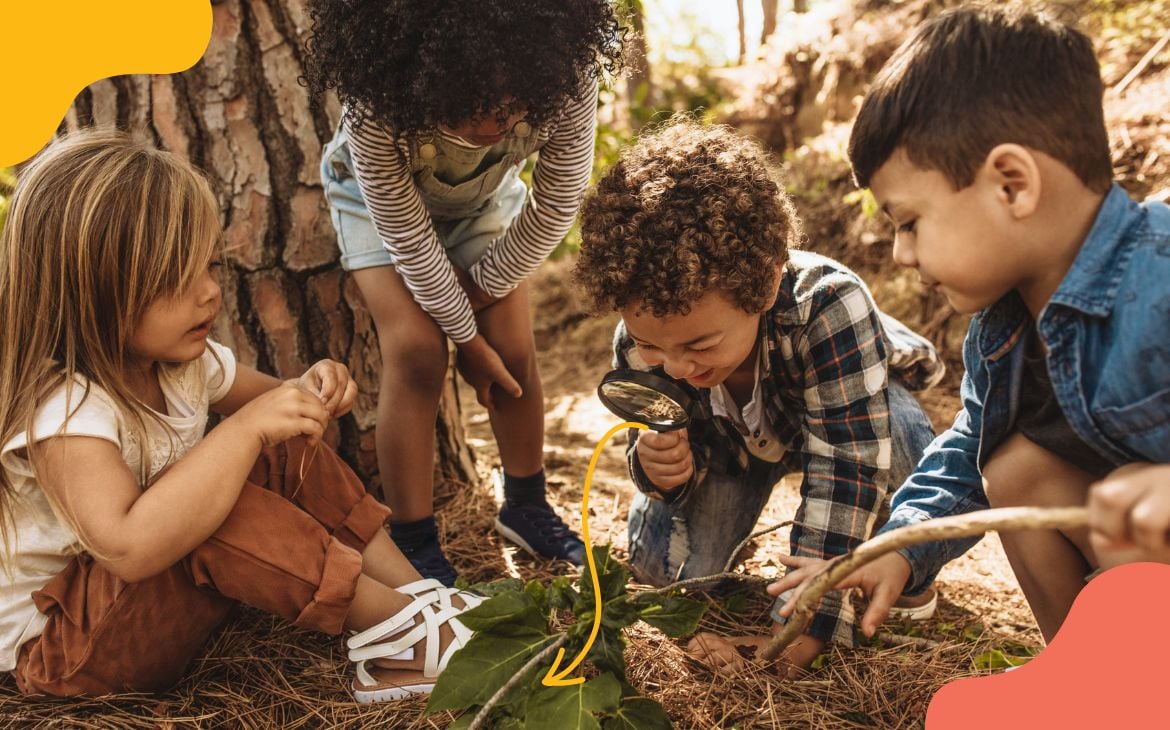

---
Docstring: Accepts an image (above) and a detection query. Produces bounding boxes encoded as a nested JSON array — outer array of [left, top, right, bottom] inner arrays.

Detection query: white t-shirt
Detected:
[[0, 341, 237, 672]]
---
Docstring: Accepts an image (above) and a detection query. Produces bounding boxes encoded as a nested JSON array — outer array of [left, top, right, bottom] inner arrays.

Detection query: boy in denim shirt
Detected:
[[574, 120, 945, 673], [774, 6, 1170, 644]]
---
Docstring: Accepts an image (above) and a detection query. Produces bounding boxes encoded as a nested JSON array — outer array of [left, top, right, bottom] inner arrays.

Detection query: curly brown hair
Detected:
[[575, 120, 800, 317], [303, 0, 625, 139]]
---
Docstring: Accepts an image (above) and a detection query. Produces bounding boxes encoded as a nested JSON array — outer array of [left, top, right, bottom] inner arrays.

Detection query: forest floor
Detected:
[[1, 2, 1166, 727]]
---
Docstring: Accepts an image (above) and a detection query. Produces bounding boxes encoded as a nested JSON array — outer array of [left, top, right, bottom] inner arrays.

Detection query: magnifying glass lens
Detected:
[[596, 369, 693, 431]]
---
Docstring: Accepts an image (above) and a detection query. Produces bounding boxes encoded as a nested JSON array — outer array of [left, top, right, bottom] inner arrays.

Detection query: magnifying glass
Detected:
[[596, 368, 696, 432]]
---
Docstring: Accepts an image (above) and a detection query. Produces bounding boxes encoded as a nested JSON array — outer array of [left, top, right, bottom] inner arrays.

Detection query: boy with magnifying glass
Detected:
[[573, 119, 944, 675]]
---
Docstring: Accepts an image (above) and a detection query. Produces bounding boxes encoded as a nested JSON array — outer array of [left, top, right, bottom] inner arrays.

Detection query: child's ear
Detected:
[[980, 143, 1041, 219]]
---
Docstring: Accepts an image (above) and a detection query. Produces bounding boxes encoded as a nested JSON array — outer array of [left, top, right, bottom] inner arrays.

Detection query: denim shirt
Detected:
[[880, 184, 1170, 594]]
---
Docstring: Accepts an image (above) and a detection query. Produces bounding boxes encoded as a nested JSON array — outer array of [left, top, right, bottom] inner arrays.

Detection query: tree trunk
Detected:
[[761, 0, 778, 44], [622, 0, 653, 129], [63, 0, 475, 495], [736, 0, 748, 64]]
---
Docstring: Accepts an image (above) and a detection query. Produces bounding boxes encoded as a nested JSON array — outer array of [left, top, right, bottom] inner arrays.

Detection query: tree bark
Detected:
[[622, 0, 653, 129], [64, 0, 475, 494], [761, 0, 778, 45], [737, 0, 748, 64]]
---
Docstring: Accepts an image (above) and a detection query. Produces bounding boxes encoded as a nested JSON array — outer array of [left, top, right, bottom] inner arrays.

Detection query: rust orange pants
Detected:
[[12, 437, 390, 697]]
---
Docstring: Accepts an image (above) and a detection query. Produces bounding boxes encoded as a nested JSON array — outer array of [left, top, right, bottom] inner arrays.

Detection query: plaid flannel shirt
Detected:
[[616, 251, 944, 644]]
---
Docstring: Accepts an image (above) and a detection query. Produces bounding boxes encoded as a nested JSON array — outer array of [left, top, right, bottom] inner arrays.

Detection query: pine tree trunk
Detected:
[[64, 0, 475, 494], [737, 0, 748, 63], [761, 0, 778, 44]]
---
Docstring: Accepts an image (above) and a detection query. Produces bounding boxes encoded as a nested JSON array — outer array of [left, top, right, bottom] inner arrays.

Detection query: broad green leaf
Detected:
[[601, 595, 642, 631], [580, 545, 630, 604], [523, 673, 622, 730], [603, 697, 673, 730], [631, 594, 706, 637], [455, 591, 545, 633], [586, 626, 628, 680], [525, 579, 549, 612], [549, 576, 580, 610], [447, 713, 474, 730], [459, 577, 526, 597], [426, 631, 553, 714]]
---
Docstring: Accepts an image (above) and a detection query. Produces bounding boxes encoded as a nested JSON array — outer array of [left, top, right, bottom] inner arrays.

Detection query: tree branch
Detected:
[[467, 635, 568, 730], [760, 506, 1088, 660]]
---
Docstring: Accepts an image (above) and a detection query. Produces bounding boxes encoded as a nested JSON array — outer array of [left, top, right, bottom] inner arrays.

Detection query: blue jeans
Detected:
[[627, 380, 936, 597]]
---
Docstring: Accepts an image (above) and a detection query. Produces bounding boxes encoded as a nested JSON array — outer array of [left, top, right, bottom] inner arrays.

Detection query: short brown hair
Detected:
[[849, 5, 1112, 193], [575, 120, 800, 317]]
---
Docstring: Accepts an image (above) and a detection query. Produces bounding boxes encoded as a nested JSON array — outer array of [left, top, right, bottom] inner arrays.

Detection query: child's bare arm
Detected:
[[211, 365, 280, 415], [212, 361, 357, 418], [32, 384, 329, 582]]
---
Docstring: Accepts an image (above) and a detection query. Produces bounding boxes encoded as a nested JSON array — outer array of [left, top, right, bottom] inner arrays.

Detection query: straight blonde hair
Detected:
[[0, 129, 223, 564]]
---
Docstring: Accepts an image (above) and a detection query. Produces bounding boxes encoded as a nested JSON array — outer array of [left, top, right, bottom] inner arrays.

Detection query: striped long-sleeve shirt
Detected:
[[344, 81, 599, 343]]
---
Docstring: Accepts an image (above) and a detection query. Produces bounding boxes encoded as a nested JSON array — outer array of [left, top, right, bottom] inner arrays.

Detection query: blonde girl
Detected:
[[0, 130, 479, 701]]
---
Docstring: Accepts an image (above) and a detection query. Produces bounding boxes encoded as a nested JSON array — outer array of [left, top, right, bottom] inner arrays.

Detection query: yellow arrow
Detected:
[[542, 420, 648, 687]]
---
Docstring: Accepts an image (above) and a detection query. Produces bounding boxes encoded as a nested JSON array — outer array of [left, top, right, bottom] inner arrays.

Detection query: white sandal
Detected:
[[347, 578, 484, 703]]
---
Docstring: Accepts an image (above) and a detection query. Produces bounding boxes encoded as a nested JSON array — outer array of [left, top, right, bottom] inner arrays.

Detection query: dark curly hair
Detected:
[[575, 119, 800, 318], [303, 0, 624, 138]]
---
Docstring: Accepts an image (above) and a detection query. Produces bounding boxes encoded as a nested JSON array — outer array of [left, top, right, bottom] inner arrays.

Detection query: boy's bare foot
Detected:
[[686, 631, 824, 679]]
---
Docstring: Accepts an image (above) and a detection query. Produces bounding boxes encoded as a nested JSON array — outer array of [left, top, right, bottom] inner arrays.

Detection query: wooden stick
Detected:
[[761, 506, 1088, 660], [1114, 26, 1170, 96]]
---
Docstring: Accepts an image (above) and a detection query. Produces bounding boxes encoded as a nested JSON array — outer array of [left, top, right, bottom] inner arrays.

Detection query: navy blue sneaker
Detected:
[[398, 534, 458, 588], [495, 501, 587, 565]]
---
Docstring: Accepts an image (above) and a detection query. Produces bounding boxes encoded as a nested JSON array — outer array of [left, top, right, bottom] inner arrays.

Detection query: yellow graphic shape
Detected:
[[0, 1, 212, 167], [542, 420, 648, 687]]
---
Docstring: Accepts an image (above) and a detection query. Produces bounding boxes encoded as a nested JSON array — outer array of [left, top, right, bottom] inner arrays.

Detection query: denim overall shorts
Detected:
[[320, 120, 545, 271]]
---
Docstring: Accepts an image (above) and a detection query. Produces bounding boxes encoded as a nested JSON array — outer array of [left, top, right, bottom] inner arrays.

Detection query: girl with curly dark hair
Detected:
[[304, 1, 624, 592]]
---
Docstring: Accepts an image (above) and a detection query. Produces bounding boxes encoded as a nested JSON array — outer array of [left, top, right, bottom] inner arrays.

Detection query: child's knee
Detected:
[[983, 432, 1091, 507], [378, 331, 448, 390]]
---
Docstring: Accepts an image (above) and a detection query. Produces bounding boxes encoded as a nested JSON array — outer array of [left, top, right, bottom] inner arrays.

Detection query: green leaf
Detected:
[[549, 576, 581, 610], [600, 595, 642, 631], [522, 673, 622, 730], [604, 697, 673, 730], [631, 594, 707, 637], [525, 579, 549, 612], [460, 577, 526, 597], [455, 591, 546, 633], [972, 649, 1030, 671], [810, 653, 829, 670], [587, 626, 628, 680], [425, 630, 553, 714], [580, 545, 630, 604], [961, 623, 987, 642]]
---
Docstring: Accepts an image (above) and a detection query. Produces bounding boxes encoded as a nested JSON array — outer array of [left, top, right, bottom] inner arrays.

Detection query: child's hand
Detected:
[[769, 552, 912, 638], [456, 334, 523, 410], [635, 428, 694, 492], [296, 359, 358, 418], [230, 381, 330, 448], [1088, 462, 1170, 567]]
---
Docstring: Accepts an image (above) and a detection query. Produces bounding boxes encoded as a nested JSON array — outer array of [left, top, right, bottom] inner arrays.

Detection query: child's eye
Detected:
[[897, 220, 917, 234], [635, 342, 658, 351], [688, 345, 715, 353]]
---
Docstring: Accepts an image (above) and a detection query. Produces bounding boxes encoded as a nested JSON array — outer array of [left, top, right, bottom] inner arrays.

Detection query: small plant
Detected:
[[426, 545, 706, 729]]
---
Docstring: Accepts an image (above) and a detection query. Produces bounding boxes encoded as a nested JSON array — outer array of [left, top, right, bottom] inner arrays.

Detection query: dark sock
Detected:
[[389, 515, 439, 551], [503, 469, 547, 507]]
